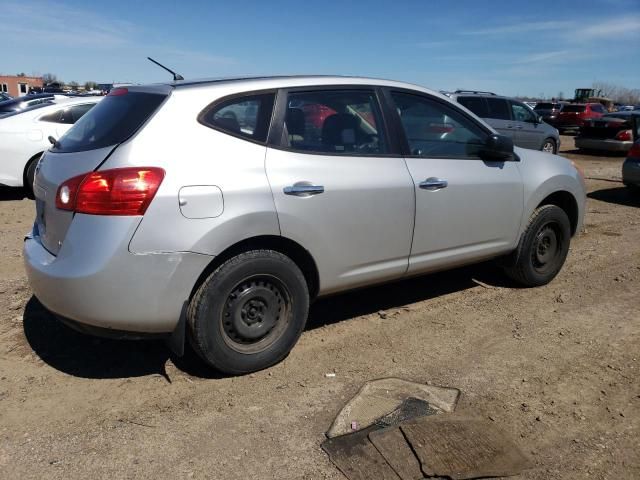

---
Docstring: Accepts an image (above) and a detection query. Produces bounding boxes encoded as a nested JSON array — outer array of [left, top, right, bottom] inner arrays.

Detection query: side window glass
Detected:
[[40, 109, 65, 123], [486, 98, 511, 120], [391, 92, 487, 158], [70, 104, 95, 123], [201, 93, 275, 142], [283, 90, 387, 155], [457, 97, 488, 117], [510, 102, 536, 122]]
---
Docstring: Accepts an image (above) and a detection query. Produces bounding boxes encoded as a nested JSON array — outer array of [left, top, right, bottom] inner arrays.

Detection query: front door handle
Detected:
[[419, 177, 448, 191], [283, 184, 325, 196]]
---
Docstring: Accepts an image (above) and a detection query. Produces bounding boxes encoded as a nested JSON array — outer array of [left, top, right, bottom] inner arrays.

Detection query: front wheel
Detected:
[[503, 205, 571, 287], [187, 250, 309, 374], [541, 138, 557, 154]]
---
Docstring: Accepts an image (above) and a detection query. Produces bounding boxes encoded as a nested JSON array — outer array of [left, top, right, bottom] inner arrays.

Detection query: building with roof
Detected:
[[0, 75, 44, 97]]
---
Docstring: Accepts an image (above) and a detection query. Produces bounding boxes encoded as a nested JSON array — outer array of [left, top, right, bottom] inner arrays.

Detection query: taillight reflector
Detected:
[[56, 167, 165, 215], [108, 87, 128, 96], [615, 130, 632, 141]]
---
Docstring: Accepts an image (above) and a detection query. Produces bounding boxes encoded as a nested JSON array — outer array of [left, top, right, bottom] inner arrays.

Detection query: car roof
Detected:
[[126, 75, 446, 99]]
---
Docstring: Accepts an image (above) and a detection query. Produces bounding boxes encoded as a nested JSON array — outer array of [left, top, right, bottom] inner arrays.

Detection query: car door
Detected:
[[265, 87, 415, 295], [510, 100, 543, 149], [386, 90, 523, 274], [485, 97, 515, 140]]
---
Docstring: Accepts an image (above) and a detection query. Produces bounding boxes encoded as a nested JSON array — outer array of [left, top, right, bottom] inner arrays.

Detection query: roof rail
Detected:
[[453, 89, 497, 96]]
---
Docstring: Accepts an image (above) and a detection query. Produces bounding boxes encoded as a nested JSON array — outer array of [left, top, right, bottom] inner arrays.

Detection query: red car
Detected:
[[557, 103, 608, 133]]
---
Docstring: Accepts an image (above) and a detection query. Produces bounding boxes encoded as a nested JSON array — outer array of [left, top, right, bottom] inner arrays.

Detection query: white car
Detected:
[[0, 97, 100, 194]]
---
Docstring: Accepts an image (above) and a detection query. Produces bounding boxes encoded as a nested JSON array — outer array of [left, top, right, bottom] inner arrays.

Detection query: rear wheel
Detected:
[[187, 250, 309, 374], [542, 138, 557, 154], [503, 205, 571, 287], [24, 153, 42, 198]]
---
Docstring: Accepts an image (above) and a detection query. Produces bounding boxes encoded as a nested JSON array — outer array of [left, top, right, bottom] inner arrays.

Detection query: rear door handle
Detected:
[[283, 184, 325, 196], [419, 177, 448, 190]]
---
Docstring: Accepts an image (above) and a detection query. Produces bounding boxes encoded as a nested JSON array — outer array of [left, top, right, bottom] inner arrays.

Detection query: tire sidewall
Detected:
[[191, 252, 309, 374], [518, 206, 571, 286]]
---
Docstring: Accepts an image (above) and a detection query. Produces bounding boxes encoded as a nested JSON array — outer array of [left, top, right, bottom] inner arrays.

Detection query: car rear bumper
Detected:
[[623, 158, 640, 185], [575, 137, 633, 152], [24, 215, 212, 334]]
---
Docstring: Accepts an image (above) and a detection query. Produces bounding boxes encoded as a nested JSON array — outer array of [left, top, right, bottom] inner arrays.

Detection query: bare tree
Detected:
[[84, 81, 98, 91], [592, 81, 640, 104], [68, 81, 79, 91], [42, 73, 58, 85]]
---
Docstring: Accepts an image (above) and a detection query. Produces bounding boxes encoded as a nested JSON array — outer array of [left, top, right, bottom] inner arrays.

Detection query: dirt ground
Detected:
[[0, 136, 638, 479]]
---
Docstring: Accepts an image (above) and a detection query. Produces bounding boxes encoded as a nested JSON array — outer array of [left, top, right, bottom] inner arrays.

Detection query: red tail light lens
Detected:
[[56, 167, 165, 215], [615, 129, 632, 141], [628, 142, 640, 158]]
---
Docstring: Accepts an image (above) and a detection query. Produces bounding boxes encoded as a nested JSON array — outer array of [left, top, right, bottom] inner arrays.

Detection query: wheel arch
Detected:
[[188, 235, 320, 302], [23, 150, 44, 185], [536, 190, 579, 235]]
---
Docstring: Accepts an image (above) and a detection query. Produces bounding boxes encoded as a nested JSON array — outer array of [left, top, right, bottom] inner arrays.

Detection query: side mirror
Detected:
[[480, 134, 515, 161]]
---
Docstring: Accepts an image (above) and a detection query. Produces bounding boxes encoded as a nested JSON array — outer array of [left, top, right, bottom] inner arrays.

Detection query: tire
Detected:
[[541, 138, 557, 154], [503, 205, 571, 287], [24, 154, 41, 199], [187, 250, 309, 374]]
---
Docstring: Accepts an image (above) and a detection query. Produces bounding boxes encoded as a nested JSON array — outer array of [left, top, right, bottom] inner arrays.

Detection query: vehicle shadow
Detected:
[[588, 186, 640, 207], [0, 187, 28, 201], [21, 296, 220, 380], [22, 261, 513, 380]]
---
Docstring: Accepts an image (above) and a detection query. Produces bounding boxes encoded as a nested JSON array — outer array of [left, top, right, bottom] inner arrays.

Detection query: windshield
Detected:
[[53, 90, 166, 153]]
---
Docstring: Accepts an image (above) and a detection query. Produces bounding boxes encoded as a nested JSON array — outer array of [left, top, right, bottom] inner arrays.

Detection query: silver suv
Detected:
[[25, 76, 585, 374], [447, 90, 561, 154]]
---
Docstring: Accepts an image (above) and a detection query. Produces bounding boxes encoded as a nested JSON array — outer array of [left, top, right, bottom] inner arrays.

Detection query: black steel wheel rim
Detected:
[[531, 222, 562, 274], [220, 274, 291, 353]]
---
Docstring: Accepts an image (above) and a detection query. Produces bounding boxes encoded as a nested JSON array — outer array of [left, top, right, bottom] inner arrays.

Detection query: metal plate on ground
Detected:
[[369, 427, 425, 480], [322, 426, 401, 480], [327, 378, 460, 438], [400, 416, 532, 480]]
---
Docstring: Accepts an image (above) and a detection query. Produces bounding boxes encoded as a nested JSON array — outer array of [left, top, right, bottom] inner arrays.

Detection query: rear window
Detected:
[[457, 97, 488, 117], [562, 105, 586, 113], [53, 90, 166, 153]]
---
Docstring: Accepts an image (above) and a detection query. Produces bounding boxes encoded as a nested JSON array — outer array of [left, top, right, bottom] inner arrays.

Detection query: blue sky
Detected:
[[2, 0, 639, 97]]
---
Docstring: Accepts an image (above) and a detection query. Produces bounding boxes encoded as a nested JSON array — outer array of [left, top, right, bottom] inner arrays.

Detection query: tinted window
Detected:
[[562, 105, 586, 113], [202, 93, 275, 142], [54, 91, 166, 153], [485, 98, 511, 120], [457, 97, 488, 117], [510, 101, 536, 122], [40, 103, 95, 124], [391, 92, 487, 158], [534, 102, 554, 110], [282, 90, 387, 155]]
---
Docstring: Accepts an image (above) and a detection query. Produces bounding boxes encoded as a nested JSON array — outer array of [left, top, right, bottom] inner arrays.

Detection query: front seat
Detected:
[[321, 114, 362, 152]]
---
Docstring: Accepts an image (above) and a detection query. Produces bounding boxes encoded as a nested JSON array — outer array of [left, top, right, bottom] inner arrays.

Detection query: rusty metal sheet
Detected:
[[401, 416, 532, 480], [322, 427, 401, 480]]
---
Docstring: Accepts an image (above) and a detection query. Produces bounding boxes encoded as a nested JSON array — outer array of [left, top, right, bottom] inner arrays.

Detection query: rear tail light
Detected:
[[615, 130, 632, 141], [628, 142, 640, 158], [56, 167, 165, 215]]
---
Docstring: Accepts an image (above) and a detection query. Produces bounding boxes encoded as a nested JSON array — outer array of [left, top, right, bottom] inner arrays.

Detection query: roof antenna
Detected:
[[147, 57, 184, 81]]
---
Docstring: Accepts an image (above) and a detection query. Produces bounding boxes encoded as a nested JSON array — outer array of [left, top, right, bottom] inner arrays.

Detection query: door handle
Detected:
[[283, 184, 325, 196], [419, 177, 448, 190], [506, 124, 514, 128], [516, 125, 523, 129]]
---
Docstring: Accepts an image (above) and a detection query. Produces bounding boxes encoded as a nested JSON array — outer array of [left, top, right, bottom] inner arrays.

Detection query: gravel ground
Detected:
[[0, 136, 638, 479]]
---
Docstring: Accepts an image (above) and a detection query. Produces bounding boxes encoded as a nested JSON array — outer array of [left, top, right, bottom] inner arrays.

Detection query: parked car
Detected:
[[25, 76, 585, 374], [622, 142, 640, 191], [0, 97, 100, 194], [447, 90, 561, 153], [0, 92, 12, 102], [533, 102, 564, 126], [0, 93, 74, 117], [575, 111, 639, 152], [556, 103, 607, 134]]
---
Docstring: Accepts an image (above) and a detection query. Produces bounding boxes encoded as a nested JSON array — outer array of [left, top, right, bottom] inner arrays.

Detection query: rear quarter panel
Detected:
[[106, 86, 280, 255]]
